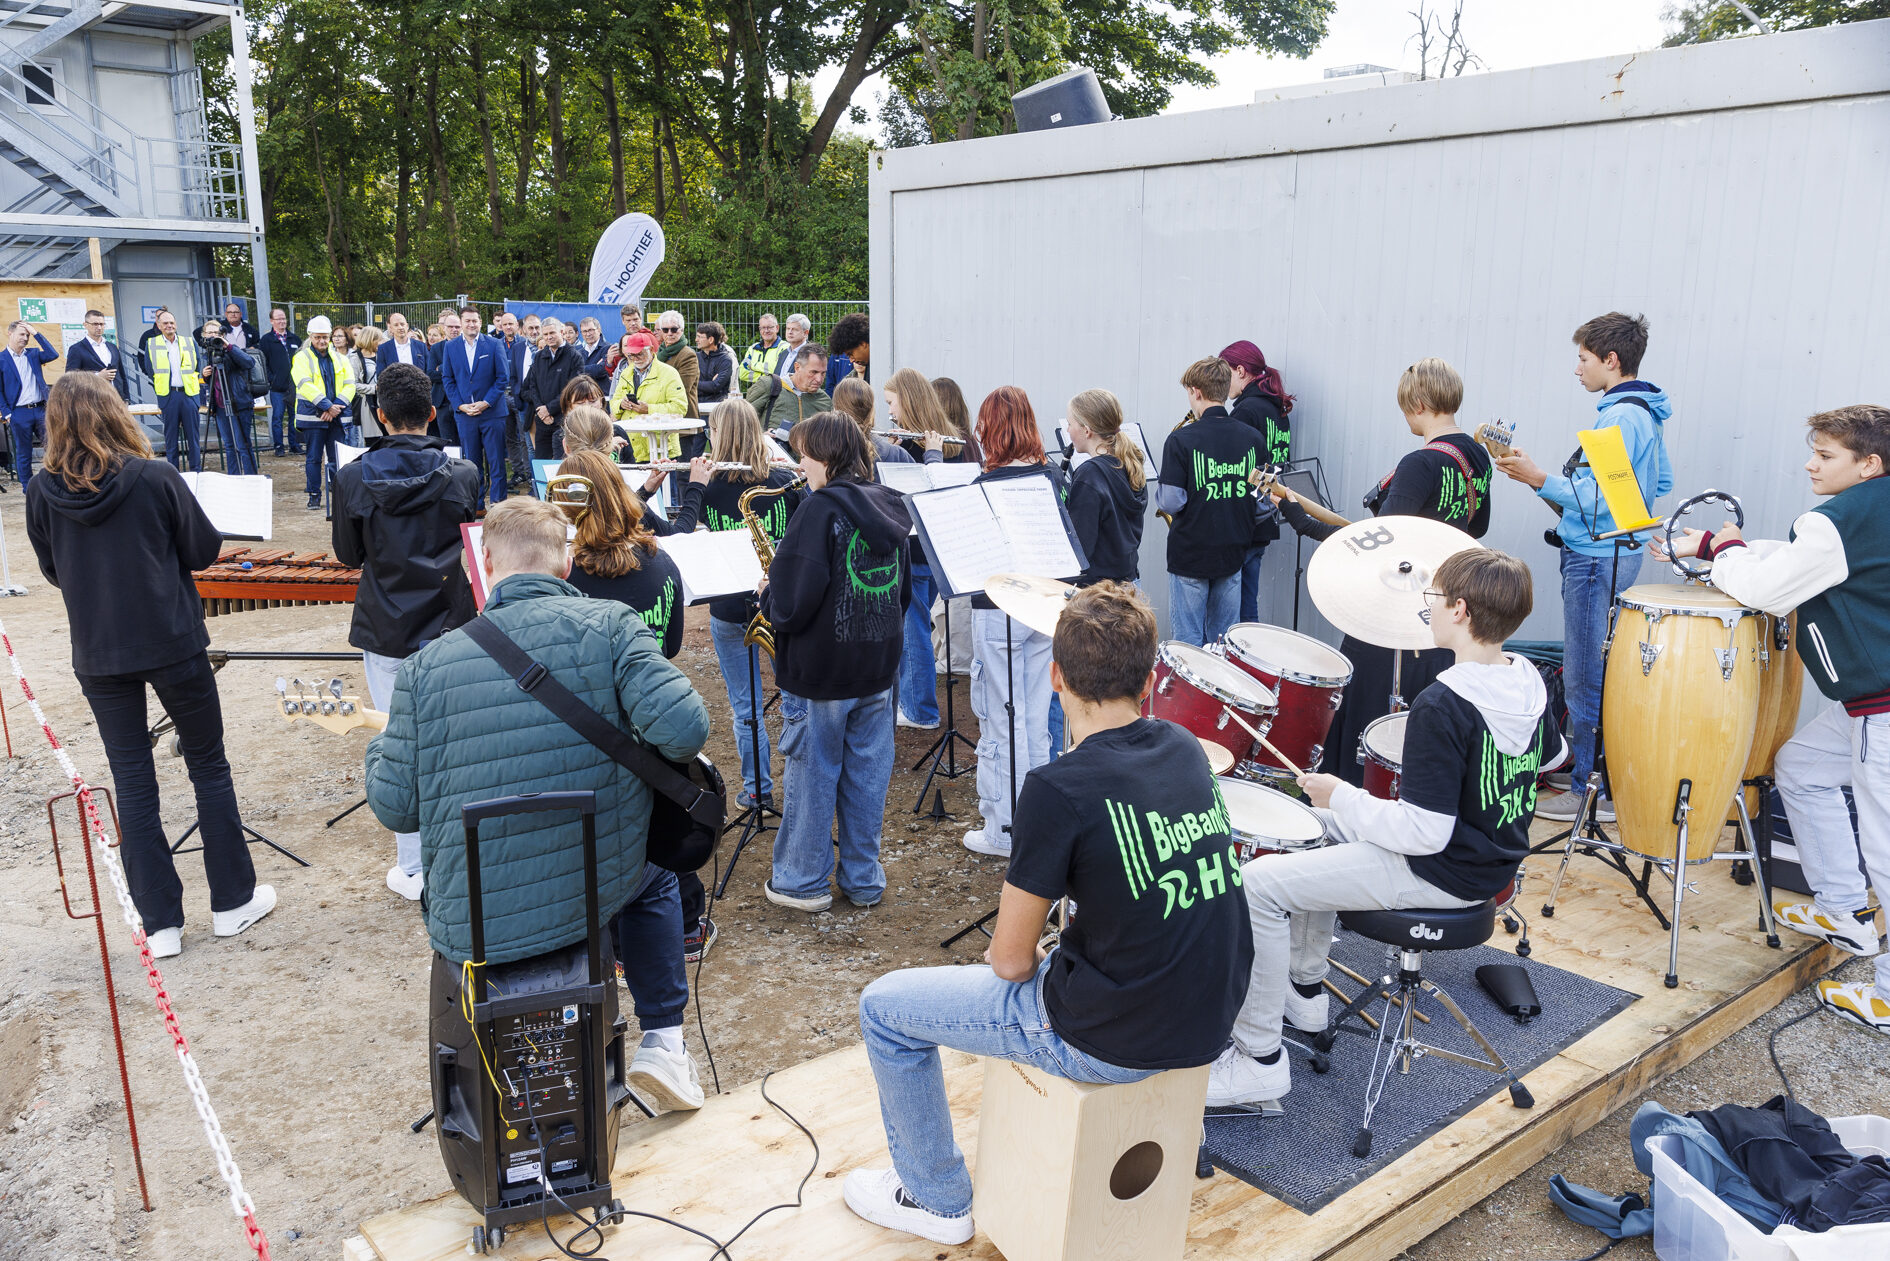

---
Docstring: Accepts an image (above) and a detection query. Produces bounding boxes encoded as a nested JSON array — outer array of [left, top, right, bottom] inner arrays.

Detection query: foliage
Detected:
[[200, 0, 1332, 302], [1661, 0, 1890, 44]]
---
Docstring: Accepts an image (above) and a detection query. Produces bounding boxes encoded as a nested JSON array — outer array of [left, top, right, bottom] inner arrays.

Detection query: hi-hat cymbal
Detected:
[[984, 573, 1077, 638], [1198, 738, 1235, 776], [1306, 516, 1485, 651]]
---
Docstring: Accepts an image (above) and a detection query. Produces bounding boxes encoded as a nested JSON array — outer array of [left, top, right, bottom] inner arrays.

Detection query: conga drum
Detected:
[[1744, 611, 1805, 784], [1603, 584, 1760, 861]]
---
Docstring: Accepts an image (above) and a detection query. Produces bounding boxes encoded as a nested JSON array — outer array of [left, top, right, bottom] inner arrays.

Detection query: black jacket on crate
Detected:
[[25, 458, 223, 676], [330, 434, 483, 658]]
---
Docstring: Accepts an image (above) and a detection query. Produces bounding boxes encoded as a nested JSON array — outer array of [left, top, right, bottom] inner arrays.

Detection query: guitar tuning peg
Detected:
[[329, 678, 343, 699], [275, 677, 287, 696]]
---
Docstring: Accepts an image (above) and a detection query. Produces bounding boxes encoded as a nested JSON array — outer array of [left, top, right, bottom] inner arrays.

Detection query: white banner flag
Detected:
[[588, 213, 666, 305]]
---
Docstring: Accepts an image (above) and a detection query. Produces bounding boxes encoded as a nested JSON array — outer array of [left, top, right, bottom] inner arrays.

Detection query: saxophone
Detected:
[[739, 475, 806, 658], [1157, 409, 1196, 526]]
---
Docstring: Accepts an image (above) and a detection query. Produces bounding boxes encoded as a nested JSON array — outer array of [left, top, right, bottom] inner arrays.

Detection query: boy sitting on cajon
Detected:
[[1209, 549, 1564, 1108], [1666, 404, 1890, 1036], [846, 582, 1253, 1245]]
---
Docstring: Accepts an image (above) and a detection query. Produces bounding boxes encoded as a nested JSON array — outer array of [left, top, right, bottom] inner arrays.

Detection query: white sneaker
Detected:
[[386, 865, 423, 901], [1204, 1042, 1292, 1106], [1815, 979, 1890, 1036], [842, 1168, 974, 1246], [764, 882, 833, 913], [1534, 791, 1614, 823], [627, 1043, 705, 1111], [1777, 901, 1880, 956], [1284, 986, 1329, 1035], [896, 712, 940, 730], [963, 828, 1010, 858], [212, 885, 276, 938], [148, 927, 182, 959]]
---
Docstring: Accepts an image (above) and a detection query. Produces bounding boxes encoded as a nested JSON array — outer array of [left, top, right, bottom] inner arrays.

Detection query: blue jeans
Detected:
[[1238, 542, 1269, 624], [1169, 571, 1240, 648], [1048, 693, 1064, 761], [898, 565, 940, 725], [611, 864, 688, 1032], [212, 409, 256, 476], [1561, 547, 1642, 787], [771, 686, 894, 903], [301, 420, 340, 495], [858, 958, 1156, 1217], [158, 392, 201, 471], [268, 390, 300, 452], [8, 405, 42, 485], [458, 407, 508, 504], [709, 615, 774, 802]]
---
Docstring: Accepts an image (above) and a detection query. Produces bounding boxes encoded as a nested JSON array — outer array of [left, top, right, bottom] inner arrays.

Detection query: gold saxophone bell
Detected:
[[739, 474, 807, 659]]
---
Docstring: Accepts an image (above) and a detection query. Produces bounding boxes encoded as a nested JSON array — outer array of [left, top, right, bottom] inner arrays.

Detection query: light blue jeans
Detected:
[[971, 609, 1054, 842], [859, 958, 1156, 1218], [1169, 572, 1240, 647], [709, 615, 774, 802], [771, 686, 895, 903], [898, 565, 940, 725], [1560, 548, 1641, 787]]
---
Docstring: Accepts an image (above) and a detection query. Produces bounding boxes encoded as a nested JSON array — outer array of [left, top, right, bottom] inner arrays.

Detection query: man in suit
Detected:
[[65, 310, 128, 401], [577, 316, 612, 384], [428, 309, 461, 446], [498, 311, 533, 490], [438, 306, 510, 505], [376, 312, 428, 374], [144, 310, 206, 472], [520, 317, 582, 459], [256, 307, 302, 457], [2, 321, 58, 486]]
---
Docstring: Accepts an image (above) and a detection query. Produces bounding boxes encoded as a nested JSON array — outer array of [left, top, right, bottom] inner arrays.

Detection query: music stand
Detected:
[[714, 641, 781, 900], [910, 594, 976, 812], [1273, 457, 1332, 634]]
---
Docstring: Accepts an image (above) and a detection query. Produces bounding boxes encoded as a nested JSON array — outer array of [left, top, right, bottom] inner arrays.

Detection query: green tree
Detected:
[[1662, 0, 1890, 44]]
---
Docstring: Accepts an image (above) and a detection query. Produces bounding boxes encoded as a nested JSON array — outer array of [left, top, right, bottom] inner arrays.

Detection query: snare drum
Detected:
[[1221, 623, 1354, 778], [1358, 711, 1409, 801], [1218, 776, 1327, 862], [1145, 641, 1278, 769]]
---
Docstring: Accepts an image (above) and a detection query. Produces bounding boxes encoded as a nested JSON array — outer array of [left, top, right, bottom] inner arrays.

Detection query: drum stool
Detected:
[[1312, 900, 1534, 1159], [973, 1058, 1208, 1261]]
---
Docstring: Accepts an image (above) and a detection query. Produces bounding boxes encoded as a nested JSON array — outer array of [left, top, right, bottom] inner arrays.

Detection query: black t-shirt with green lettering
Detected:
[[1159, 407, 1263, 579], [1006, 718, 1255, 1070], [567, 545, 685, 659]]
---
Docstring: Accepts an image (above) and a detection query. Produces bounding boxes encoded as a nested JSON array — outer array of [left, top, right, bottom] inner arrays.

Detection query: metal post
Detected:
[[226, 3, 270, 319]]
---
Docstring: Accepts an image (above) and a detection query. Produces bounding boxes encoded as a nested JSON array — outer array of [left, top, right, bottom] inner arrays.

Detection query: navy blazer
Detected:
[[1, 333, 59, 420], [256, 329, 300, 392], [438, 333, 510, 419], [578, 339, 612, 384], [375, 336, 430, 377], [65, 334, 130, 400]]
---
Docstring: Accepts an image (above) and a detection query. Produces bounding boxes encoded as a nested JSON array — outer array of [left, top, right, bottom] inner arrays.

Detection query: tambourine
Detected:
[[1665, 489, 1744, 581]]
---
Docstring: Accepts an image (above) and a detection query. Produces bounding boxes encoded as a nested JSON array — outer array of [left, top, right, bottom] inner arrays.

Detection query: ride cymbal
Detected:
[[1306, 516, 1484, 651], [984, 573, 1078, 638]]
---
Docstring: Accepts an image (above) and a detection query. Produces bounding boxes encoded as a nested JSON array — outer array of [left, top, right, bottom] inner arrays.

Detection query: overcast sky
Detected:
[[830, 1, 1683, 138], [1165, 0, 1676, 113]]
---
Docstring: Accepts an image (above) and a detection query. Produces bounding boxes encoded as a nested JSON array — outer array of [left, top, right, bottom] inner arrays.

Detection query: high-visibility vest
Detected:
[[149, 337, 200, 397], [738, 339, 787, 388], [291, 344, 357, 413]]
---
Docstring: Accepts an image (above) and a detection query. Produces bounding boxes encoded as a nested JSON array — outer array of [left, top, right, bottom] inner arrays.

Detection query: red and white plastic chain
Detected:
[[0, 624, 272, 1261]]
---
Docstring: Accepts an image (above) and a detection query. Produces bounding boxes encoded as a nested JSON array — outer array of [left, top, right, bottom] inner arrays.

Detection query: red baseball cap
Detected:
[[626, 331, 657, 352]]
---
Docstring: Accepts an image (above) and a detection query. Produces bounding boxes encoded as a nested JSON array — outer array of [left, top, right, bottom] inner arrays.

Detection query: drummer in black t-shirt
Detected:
[[1207, 549, 1563, 1109], [845, 583, 1253, 1246]]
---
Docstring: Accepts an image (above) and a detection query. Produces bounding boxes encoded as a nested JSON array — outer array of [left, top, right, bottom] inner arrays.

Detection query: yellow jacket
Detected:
[[608, 357, 688, 462], [291, 344, 357, 421]]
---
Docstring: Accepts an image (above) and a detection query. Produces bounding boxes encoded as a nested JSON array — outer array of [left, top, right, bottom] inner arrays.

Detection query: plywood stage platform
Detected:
[[345, 847, 1840, 1261]]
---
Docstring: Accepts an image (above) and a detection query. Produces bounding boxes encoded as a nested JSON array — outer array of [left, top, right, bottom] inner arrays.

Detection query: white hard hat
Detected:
[[306, 316, 332, 335]]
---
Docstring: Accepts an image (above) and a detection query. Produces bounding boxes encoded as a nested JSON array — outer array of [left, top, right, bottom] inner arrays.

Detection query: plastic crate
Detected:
[[1650, 1114, 1890, 1261]]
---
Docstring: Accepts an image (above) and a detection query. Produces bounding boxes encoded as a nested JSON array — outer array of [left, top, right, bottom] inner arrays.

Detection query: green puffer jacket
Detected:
[[365, 571, 710, 965]]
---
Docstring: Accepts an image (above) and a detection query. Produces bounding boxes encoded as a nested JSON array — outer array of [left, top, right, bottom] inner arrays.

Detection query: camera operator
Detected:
[[198, 318, 259, 476]]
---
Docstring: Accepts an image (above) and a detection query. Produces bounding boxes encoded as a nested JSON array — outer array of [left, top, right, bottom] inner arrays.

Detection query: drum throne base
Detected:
[[1541, 774, 1782, 988]]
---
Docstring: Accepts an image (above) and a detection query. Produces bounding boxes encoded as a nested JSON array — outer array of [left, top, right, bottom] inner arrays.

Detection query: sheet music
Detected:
[[908, 484, 1015, 597], [658, 529, 763, 604], [1053, 423, 1156, 476], [877, 462, 981, 494], [981, 476, 1082, 580], [182, 472, 273, 540]]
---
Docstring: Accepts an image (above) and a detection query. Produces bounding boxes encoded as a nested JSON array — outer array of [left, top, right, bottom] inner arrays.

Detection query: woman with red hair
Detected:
[[1219, 339, 1295, 623], [964, 386, 1068, 858]]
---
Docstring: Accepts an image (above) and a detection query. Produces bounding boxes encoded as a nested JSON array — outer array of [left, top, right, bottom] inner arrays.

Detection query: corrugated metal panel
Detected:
[[878, 87, 1890, 647]]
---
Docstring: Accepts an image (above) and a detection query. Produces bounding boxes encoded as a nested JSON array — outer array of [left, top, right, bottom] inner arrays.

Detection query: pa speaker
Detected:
[[1012, 67, 1110, 134]]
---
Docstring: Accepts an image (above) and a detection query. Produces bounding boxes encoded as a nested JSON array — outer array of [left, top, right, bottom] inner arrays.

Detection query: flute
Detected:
[[884, 428, 966, 449], [618, 460, 777, 472]]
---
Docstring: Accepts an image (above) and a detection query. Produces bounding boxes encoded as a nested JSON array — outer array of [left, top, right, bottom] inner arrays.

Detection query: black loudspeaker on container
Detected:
[[1011, 67, 1111, 133], [428, 791, 633, 1252]]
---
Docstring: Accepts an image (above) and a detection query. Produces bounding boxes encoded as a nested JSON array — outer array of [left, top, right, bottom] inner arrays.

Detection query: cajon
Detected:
[[972, 1058, 1208, 1261]]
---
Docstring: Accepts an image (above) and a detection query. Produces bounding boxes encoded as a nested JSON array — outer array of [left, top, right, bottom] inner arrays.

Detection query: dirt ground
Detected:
[[0, 456, 1884, 1261]]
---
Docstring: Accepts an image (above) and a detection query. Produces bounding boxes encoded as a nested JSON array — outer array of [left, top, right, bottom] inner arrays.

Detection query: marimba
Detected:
[[192, 546, 359, 617]]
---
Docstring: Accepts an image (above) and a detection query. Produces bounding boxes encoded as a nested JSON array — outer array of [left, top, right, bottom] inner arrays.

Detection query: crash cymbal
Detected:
[[984, 573, 1078, 638], [1306, 515, 1485, 651], [1198, 737, 1236, 776]]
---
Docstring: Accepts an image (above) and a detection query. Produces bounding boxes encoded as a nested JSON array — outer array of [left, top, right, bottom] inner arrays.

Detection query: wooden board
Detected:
[[0, 277, 115, 386], [350, 837, 1840, 1261]]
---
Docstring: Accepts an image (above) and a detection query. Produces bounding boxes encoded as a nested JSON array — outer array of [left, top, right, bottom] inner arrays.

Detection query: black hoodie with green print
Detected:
[[759, 478, 912, 700]]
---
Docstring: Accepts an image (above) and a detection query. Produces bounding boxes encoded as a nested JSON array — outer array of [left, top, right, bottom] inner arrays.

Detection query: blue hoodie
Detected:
[[1537, 380, 1672, 556]]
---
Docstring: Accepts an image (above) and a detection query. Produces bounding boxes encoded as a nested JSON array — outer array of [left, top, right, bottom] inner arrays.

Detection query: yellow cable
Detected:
[[460, 958, 514, 1104]]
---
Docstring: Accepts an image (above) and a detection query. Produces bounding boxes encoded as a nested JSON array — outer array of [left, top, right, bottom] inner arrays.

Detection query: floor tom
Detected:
[[1358, 711, 1409, 801]]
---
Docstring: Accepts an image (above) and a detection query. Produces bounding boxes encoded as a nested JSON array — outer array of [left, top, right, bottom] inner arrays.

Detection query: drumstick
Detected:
[[1329, 959, 1431, 1025], [1221, 707, 1305, 778]]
